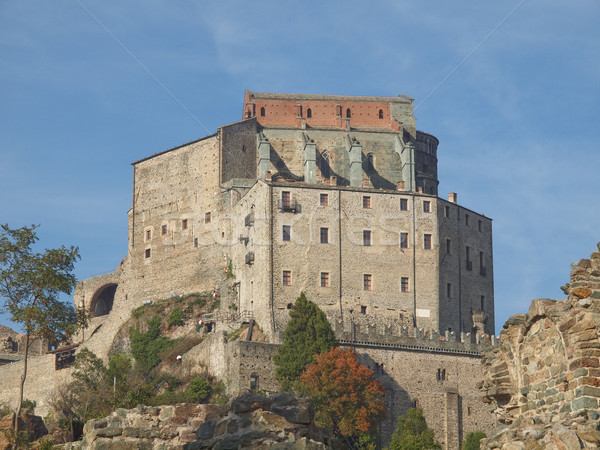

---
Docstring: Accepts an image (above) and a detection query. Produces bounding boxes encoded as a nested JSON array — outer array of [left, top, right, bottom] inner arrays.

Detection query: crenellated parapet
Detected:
[[335, 319, 497, 356]]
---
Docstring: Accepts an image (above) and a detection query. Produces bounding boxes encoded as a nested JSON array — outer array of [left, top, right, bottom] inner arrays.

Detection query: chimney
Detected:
[[330, 176, 337, 186], [417, 187, 423, 193], [397, 181, 405, 191], [265, 171, 272, 181], [448, 192, 457, 204], [362, 178, 370, 187]]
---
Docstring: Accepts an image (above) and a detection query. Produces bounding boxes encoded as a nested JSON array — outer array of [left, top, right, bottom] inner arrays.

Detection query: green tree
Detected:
[[130, 316, 175, 369], [462, 431, 486, 450], [188, 377, 212, 402], [272, 293, 336, 389], [389, 408, 441, 450], [0, 224, 84, 435]]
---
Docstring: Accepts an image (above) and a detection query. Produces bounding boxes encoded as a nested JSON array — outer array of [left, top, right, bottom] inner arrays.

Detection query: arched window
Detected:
[[378, 109, 383, 119], [366, 153, 374, 172], [306, 108, 312, 118], [320, 151, 331, 179], [346, 108, 351, 118], [260, 107, 265, 117]]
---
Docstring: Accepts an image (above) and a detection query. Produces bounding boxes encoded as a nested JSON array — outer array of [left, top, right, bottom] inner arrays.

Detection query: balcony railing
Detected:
[[277, 199, 299, 212]]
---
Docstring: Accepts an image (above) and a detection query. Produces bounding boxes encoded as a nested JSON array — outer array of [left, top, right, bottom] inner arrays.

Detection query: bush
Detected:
[[21, 399, 36, 412], [167, 308, 185, 327], [462, 431, 486, 450], [188, 377, 212, 402], [130, 316, 176, 369]]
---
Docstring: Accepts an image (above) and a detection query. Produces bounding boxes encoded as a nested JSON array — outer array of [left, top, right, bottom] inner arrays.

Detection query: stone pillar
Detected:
[[396, 137, 415, 192], [444, 388, 460, 450], [348, 138, 362, 188], [303, 139, 317, 184], [258, 136, 271, 180]]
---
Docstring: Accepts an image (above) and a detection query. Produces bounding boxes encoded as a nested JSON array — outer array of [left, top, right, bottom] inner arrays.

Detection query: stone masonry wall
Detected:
[[480, 244, 600, 448]]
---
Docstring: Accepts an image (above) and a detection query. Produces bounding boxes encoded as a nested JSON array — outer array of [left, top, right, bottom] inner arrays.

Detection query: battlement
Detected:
[[335, 320, 497, 356]]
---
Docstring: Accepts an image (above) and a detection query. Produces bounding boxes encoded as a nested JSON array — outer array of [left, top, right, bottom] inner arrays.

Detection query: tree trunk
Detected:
[[14, 333, 30, 438]]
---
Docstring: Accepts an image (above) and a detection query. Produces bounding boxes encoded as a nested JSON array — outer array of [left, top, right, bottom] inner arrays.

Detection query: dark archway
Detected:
[[90, 283, 117, 318]]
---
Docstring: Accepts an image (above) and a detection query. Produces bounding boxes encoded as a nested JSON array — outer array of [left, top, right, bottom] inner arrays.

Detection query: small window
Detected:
[[307, 108, 312, 118], [320, 193, 329, 206], [250, 373, 259, 390], [283, 270, 292, 286], [145, 248, 151, 259], [320, 227, 329, 244], [282, 191, 291, 208], [401, 277, 409, 293], [287, 303, 293, 309], [363, 196, 371, 209], [182, 219, 188, 230], [446, 239, 451, 255], [320, 272, 330, 288], [465, 214, 470, 226], [480, 295, 485, 310], [445, 205, 450, 218], [400, 198, 408, 211], [260, 107, 265, 117], [400, 233, 408, 249], [205, 212, 211, 223], [437, 368, 446, 381], [282, 225, 291, 241], [378, 109, 383, 119], [162, 224, 167, 235], [423, 201, 431, 213], [346, 108, 351, 118], [364, 274, 372, 291], [478, 219, 483, 232], [194, 238, 198, 247], [363, 230, 372, 246], [467, 406, 471, 416], [424, 234, 432, 249], [447, 283, 452, 299], [146, 229, 151, 240], [361, 305, 367, 314]]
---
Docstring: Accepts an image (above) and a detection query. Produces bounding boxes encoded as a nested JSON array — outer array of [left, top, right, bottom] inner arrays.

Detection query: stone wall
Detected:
[[480, 244, 600, 448]]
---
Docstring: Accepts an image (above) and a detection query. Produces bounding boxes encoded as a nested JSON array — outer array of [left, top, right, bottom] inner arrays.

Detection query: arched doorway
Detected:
[[89, 284, 117, 318]]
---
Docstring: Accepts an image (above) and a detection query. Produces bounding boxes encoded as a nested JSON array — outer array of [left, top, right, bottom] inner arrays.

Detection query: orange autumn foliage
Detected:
[[299, 347, 386, 437]]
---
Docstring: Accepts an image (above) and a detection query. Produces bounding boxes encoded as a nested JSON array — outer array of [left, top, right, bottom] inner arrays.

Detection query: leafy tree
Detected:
[[273, 293, 335, 389], [188, 377, 212, 402], [462, 431, 486, 450], [299, 347, 386, 440], [389, 408, 441, 450], [0, 224, 84, 434]]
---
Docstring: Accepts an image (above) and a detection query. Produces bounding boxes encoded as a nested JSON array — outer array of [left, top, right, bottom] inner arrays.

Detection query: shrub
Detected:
[[462, 431, 486, 450], [188, 377, 212, 402], [167, 308, 185, 327], [130, 316, 176, 369]]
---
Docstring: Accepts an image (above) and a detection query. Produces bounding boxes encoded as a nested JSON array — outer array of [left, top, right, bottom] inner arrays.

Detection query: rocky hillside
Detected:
[[59, 392, 338, 449], [480, 244, 600, 449]]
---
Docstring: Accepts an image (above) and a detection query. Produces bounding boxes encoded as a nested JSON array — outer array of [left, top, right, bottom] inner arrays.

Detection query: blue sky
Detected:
[[1, 1, 599, 333]]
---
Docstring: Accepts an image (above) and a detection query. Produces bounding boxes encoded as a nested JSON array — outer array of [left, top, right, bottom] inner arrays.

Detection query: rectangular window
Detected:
[[446, 239, 451, 255], [423, 201, 431, 213], [320, 272, 330, 287], [400, 232, 408, 249], [364, 274, 372, 291], [480, 295, 485, 310], [283, 270, 292, 286], [161, 224, 167, 235], [205, 212, 211, 223], [361, 305, 367, 314], [146, 229, 151, 240], [478, 219, 483, 232], [145, 248, 151, 259], [363, 196, 371, 209], [282, 191, 291, 208], [320, 227, 329, 244], [424, 234, 432, 250], [182, 219, 188, 230], [282, 225, 291, 241], [400, 198, 408, 211], [194, 238, 198, 247], [480, 251, 486, 276], [320, 193, 329, 206], [447, 282, 452, 299], [363, 230, 372, 246], [466, 246, 472, 270], [401, 277, 409, 293], [445, 205, 450, 218], [465, 214, 470, 226]]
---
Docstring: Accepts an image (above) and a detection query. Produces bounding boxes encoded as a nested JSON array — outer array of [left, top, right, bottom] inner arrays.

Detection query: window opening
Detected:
[[361, 305, 367, 314], [363, 230, 372, 246], [282, 225, 291, 241], [162, 224, 167, 235], [363, 196, 371, 208], [146, 229, 151, 240], [260, 107, 265, 117], [447, 283, 452, 299], [250, 373, 259, 390], [321, 272, 330, 288], [320, 193, 329, 206], [445, 205, 450, 218], [401, 277, 409, 293], [478, 219, 483, 232], [205, 212, 211, 223], [423, 201, 430, 213], [346, 108, 351, 118], [307, 108, 312, 118], [363, 274, 372, 291], [424, 234, 432, 249], [282, 191, 291, 208], [145, 248, 151, 259], [400, 198, 408, 211], [446, 239, 451, 255], [182, 219, 188, 230], [378, 109, 383, 119], [283, 270, 292, 286], [320, 227, 329, 244], [400, 233, 408, 249]]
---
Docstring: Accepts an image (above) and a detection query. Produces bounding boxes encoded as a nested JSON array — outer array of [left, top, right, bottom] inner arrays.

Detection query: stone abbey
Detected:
[[0, 91, 500, 449]]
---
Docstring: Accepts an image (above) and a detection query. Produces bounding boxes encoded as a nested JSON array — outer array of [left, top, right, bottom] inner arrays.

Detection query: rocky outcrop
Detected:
[[0, 413, 48, 449], [480, 244, 600, 449], [61, 392, 338, 449]]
